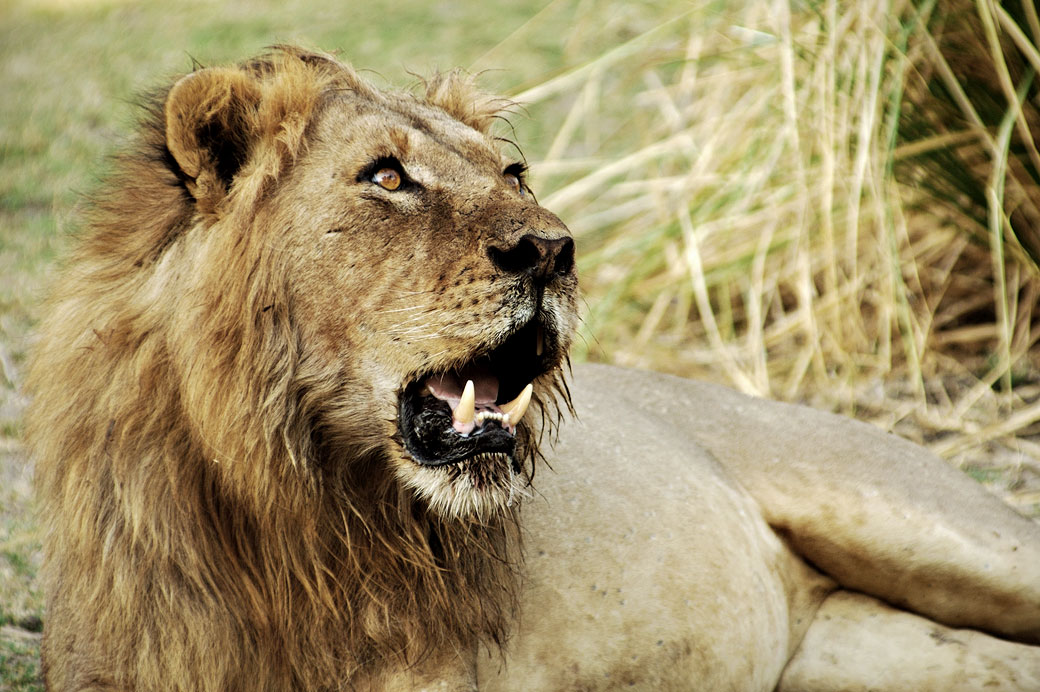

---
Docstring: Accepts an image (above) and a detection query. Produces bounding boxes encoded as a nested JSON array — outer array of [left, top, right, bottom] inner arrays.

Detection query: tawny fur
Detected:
[[26, 46, 571, 690]]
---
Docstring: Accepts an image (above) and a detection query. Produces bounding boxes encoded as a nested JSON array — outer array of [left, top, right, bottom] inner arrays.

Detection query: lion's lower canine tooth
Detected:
[[455, 380, 476, 426], [501, 383, 533, 426]]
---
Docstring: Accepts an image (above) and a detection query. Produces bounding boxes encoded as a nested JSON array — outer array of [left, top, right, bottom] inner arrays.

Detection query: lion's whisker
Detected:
[[377, 305, 431, 314]]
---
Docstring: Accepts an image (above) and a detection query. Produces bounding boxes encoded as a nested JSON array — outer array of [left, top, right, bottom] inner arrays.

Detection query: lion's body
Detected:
[[25, 47, 1040, 691], [483, 364, 1040, 691]]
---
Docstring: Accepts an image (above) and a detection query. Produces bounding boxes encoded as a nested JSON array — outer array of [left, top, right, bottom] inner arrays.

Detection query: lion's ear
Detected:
[[164, 67, 262, 206]]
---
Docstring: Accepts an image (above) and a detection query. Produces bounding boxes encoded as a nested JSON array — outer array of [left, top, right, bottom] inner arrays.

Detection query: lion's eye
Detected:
[[373, 168, 402, 191], [504, 173, 522, 195], [359, 156, 408, 191], [503, 163, 527, 196]]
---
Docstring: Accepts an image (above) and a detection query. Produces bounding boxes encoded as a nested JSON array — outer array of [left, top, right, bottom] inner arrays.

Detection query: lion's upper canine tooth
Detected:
[[500, 383, 533, 426], [535, 326, 545, 357], [454, 380, 476, 427]]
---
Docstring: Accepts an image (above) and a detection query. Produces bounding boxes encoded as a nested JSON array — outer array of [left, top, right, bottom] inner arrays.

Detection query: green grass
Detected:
[[0, 635, 43, 692], [0, 490, 41, 691]]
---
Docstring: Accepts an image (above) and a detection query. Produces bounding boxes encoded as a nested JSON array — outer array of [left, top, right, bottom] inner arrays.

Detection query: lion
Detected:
[[24, 46, 1040, 691]]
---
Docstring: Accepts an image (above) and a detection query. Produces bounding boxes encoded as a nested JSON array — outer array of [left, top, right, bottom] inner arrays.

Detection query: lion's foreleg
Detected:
[[777, 590, 1040, 692]]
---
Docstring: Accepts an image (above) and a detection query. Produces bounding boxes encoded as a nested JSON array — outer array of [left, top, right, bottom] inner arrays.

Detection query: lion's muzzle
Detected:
[[398, 225, 574, 468]]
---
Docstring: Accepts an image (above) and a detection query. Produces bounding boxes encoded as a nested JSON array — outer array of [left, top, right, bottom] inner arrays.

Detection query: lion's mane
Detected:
[[26, 47, 560, 689]]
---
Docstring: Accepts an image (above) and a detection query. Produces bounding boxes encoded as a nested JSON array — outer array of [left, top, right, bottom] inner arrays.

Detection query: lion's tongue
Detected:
[[424, 365, 534, 436], [426, 365, 499, 407], [425, 366, 510, 435]]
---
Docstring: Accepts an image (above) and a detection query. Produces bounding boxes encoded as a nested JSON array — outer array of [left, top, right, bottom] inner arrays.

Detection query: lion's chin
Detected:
[[395, 451, 528, 520]]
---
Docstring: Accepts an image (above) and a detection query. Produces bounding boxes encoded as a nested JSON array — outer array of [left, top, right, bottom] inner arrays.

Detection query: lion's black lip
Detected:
[[398, 319, 555, 467], [398, 388, 516, 466]]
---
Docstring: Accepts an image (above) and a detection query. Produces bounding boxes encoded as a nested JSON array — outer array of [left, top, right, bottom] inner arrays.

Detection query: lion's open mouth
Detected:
[[398, 319, 550, 467]]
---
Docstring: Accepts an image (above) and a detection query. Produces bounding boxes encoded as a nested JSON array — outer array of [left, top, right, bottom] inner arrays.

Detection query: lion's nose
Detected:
[[488, 234, 575, 283]]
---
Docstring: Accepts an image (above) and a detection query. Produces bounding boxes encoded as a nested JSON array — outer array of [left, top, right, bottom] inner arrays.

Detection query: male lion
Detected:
[[26, 46, 1040, 691]]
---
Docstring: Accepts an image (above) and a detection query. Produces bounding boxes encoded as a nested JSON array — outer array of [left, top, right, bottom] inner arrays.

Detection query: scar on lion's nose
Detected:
[[488, 234, 575, 283]]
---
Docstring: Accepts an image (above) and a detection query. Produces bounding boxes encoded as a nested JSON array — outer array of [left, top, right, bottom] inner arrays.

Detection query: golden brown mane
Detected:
[[26, 46, 564, 688]]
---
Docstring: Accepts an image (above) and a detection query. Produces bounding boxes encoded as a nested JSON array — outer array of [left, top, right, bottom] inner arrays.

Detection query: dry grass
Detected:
[[486, 0, 1040, 514]]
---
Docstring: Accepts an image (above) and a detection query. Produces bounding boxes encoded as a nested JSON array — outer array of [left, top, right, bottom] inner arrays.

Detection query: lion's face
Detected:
[[252, 79, 577, 517]]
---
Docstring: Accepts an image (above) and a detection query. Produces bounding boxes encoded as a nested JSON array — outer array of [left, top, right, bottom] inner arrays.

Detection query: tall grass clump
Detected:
[[497, 0, 1040, 486]]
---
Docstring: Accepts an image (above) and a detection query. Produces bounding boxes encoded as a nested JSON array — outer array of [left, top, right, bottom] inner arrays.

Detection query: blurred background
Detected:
[[3, 0, 1040, 686]]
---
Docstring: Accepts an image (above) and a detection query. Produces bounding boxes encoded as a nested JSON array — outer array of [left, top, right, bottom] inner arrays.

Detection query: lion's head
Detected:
[[154, 47, 578, 519]]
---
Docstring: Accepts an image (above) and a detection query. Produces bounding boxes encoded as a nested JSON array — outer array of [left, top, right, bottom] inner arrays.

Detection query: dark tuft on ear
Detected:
[[197, 113, 249, 188], [164, 67, 262, 209]]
